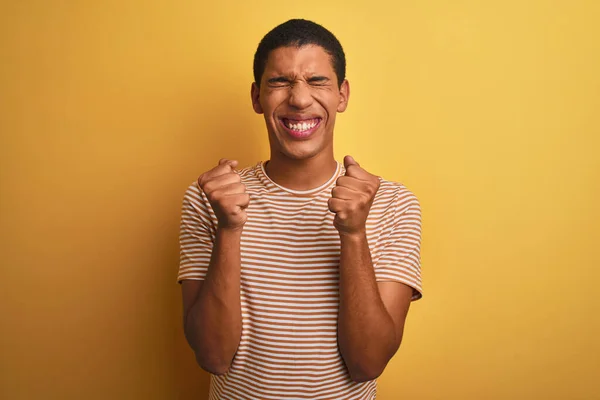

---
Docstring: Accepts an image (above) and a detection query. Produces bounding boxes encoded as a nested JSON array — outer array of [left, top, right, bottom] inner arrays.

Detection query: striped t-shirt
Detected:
[[178, 161, 423, 400]]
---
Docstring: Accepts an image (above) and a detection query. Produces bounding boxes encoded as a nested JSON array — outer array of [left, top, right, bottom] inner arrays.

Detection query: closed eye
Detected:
[[267, 77, 291, 87], [307, 76, 330, 85]]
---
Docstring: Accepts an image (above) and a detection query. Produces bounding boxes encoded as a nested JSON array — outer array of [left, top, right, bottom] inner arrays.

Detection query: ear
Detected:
[[251, 82, 263, 114], [337, 79, 350, 113]]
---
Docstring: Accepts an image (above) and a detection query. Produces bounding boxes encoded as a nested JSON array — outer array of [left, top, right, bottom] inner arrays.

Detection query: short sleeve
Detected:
[[374, 188, 423, 301], [177, 182, 216, 283]]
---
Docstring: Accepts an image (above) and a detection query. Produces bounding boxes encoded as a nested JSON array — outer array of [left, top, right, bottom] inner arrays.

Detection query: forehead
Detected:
[[264, 45, 335, 77]]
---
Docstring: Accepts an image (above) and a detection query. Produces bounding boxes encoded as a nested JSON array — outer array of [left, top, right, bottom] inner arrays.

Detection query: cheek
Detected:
[[264, 92, 288, 112], [314, 93, 340, 114]]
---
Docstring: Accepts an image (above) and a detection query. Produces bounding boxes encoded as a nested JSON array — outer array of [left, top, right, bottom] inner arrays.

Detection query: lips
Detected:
[[279, 117, 322, 139]]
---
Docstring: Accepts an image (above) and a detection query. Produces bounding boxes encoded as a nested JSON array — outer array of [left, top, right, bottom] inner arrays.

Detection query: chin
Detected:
[[279, 137, 330, 160], [279, 147, 320, 160], [268, 125, 332, 161]]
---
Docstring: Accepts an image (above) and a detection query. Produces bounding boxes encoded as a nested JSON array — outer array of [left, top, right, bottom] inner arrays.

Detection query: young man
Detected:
[[178, 19, 422, 400]]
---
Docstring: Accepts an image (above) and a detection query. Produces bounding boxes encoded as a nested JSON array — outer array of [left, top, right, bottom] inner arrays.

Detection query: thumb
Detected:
[[344, 155, 359, 170]]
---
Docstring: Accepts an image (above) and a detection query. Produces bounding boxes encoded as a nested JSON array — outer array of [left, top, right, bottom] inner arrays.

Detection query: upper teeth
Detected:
[[287, 120, 318, 131]]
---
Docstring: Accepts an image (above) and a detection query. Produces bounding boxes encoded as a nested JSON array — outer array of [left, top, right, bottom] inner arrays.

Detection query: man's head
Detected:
[[251, 20, 350, 162], [253, 19, 346, 89]]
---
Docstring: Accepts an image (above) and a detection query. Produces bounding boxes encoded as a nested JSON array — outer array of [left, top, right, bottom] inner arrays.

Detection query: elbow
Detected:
[[201, 364, 230, 376], [347, 364, 385, 383], [345, 342, 399, 383], [195, 354, 231, 376]]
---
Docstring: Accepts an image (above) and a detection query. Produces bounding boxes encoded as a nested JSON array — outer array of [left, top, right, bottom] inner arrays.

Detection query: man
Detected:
[[178, 19, 422, 400]]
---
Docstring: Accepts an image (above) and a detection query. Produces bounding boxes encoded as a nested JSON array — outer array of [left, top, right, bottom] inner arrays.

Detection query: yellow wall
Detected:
[[1, 1, 599, 399]]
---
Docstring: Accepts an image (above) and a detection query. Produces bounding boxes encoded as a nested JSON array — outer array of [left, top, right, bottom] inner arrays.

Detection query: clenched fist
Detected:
[[198, 158, 250, 231], [328, 156, 380, 236]]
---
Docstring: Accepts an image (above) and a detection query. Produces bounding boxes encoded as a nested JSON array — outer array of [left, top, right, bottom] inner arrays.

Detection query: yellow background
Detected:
[[1, 1, 599, 399]]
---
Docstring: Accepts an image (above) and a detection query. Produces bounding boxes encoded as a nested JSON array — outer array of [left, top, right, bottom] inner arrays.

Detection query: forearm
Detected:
[[337, 233, 397, 382], [185, 228, 243, 374]]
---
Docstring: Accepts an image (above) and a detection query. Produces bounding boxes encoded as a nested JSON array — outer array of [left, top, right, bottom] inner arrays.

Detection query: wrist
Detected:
[[338, 229, 367, 243], [216, 225, 244, 236]]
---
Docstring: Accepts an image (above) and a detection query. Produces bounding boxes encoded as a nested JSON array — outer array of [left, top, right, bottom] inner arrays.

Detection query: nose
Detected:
[[288, 82, 313, 110]]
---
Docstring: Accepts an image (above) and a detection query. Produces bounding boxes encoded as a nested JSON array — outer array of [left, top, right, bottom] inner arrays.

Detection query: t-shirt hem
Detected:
[[375, 277, 423, 301]]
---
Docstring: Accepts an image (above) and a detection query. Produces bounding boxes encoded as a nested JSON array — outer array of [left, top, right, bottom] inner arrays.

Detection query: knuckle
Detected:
[[201, 180, 212, 192], [198, 175, 208, 188], [210, 190, 223, 203], [366, 182, 377, 195], [206, 192, 216, 203]]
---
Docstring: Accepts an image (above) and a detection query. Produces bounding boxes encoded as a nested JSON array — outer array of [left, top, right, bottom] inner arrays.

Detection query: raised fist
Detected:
[[198, 159, 249, 231], [328, 156, 380, 236]]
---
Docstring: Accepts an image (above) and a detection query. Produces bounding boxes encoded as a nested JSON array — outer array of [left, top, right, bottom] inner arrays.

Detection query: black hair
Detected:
[[253, 19, 346, 88]]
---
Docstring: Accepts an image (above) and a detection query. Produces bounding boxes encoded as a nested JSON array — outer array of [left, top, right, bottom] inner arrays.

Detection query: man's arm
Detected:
[[337, 233, 412, 382], [182, 227, 243, 375], [329, 155, 419, 382], [181, 158, 249, 375]]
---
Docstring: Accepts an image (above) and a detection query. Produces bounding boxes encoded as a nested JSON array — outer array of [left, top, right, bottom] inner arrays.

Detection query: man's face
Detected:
[[251, 45, 349, 161]]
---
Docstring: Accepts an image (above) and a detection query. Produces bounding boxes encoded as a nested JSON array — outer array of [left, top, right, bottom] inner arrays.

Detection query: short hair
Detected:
[[253, 19, 346, 88]]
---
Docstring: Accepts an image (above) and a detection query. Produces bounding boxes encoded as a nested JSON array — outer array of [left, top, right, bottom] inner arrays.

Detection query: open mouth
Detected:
[[279, 117, 322, 138]]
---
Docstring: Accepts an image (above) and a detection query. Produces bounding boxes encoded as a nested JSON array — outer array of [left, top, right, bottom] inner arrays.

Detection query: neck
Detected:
[[265, 151, 337, 191]]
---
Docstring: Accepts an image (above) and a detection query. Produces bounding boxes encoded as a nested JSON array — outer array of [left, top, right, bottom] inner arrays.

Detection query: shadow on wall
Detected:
[[169, 80, 264, 399]]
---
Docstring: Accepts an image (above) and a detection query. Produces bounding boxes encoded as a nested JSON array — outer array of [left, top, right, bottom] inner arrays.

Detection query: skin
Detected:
[[182, 45, 413, 382], [182, 159, 247, 375], [251, 45, 349, 190], [332, 156, 413, 382]]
